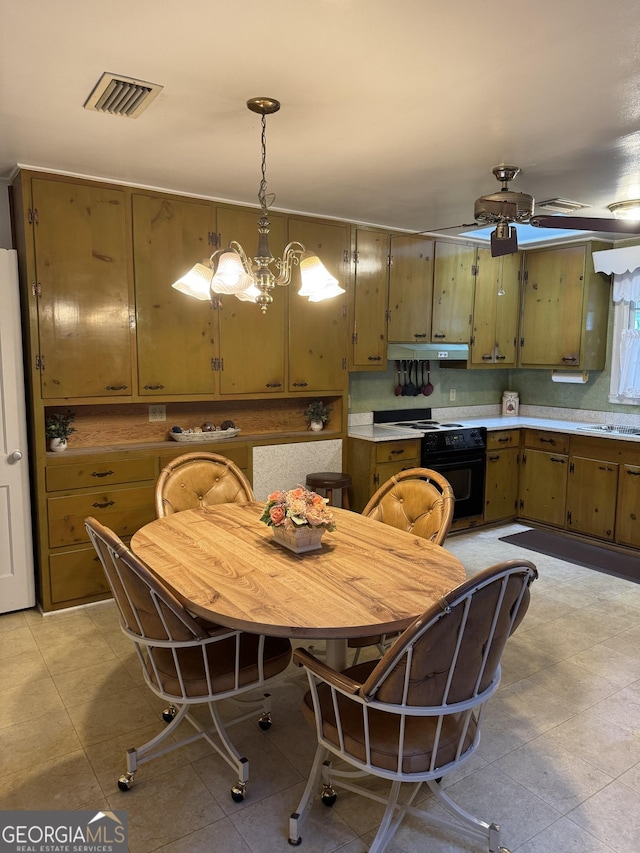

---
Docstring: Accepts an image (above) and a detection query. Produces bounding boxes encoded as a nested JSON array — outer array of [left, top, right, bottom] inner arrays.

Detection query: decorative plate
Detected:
[[169, 428, 240, 442]]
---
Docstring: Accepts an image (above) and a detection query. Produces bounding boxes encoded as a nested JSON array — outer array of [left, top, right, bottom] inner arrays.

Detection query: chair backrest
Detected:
[[360, 559, 537, 708], [85, 516, 204, 643], [155, 451, 255, 517], [362, 467, 455, 544]]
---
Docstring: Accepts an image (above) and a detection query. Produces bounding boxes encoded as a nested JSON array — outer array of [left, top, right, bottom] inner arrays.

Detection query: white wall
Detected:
[[0, 183, 12, 249]]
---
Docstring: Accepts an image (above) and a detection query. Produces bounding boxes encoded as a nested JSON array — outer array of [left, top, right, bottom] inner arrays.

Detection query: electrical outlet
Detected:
[[449, 389, 457, 402], [148, 404, 166, 422]]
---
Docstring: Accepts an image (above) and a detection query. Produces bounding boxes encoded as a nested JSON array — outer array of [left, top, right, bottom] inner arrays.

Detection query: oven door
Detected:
[[422, 452, 486, 520]]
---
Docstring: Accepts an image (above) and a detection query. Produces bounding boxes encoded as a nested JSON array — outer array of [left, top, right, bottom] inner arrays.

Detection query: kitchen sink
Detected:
[[577, 424, 640, 436]]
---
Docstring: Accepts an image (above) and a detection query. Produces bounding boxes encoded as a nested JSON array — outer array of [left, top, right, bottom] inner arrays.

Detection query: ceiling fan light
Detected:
[[298, 254, 344, 300], [209, 249, 256, 295], [171, 259, 215, 300], [608, 200, 640, 220]]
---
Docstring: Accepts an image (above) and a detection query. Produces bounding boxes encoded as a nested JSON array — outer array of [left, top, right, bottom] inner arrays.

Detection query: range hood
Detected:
[[388, 343, 469, 361]]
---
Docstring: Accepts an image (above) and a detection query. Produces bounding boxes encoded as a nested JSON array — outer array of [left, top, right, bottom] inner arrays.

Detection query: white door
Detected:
[[0, 249, 35, 612]]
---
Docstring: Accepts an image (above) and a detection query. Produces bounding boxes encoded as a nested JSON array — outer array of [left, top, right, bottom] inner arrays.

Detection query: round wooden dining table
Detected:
[[130, 502, 466, 669]]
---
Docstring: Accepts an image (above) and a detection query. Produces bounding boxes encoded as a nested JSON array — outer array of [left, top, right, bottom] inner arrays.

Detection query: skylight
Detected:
[[459, 222, 586, 245]]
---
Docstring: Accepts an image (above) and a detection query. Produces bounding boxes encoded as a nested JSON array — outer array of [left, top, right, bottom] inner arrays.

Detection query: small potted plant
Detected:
[[303, 400, 332, 432], [45, 410, 76, 452]]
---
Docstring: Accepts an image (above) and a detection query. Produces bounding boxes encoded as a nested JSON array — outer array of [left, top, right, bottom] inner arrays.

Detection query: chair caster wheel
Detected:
[[117, 773, 134, 791], [162, 705, 177, 723], [321, 784, 337, 807], [258, 712, 272, 731], [231, 782, 247, 802], [288, 837, 302, 846]]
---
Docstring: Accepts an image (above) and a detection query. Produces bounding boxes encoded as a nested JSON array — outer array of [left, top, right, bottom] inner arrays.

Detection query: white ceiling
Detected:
[[3, 0, 640, 240]]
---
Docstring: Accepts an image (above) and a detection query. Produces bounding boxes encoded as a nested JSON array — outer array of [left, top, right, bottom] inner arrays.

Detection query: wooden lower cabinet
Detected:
[[348, 437, 420, 513], [616, 464, 640, 547], [519, 447, 568, 527], [566, 456, 618, 540], [484, 430, 519, 523]]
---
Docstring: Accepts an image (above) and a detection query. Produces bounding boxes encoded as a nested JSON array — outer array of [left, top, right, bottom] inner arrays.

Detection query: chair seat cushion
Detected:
[[146, 634, 292, 697], [301, 660, 476, 774]]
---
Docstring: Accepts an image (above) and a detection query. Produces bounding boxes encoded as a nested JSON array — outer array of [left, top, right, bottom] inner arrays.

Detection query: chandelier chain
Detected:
[[258, 113, 275, 215]]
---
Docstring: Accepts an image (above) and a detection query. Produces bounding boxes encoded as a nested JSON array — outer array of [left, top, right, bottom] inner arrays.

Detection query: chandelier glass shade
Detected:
[[172, 97, 344, 313]]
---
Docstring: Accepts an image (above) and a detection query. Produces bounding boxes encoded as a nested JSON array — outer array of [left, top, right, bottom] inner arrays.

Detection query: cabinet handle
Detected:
[[367, 355, 382, 361], [92, 500, 115, 508], [550, 457, 565, 464], [488, 454, 500, 461], [496, 355, 506, 360], [433, 333, 446, 339], [265, 382, 282, 388], [561, 356, 578, 363], [143, 384, 165, 390], [414, 333, 427, 339], [105, 384, 128, 391], [389, 449, 405, 456], [482, 354, 493, 360], [292, 382, 309, 387], [497, 437, 511, 443], [92, 470, 114, 478], [598, 466, 614, 472], [539, 438, 556, 445], [626, 470, 640, 476]]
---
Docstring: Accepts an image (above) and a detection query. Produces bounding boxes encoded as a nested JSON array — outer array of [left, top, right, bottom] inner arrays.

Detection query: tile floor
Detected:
[[2, 522, 640, 852]]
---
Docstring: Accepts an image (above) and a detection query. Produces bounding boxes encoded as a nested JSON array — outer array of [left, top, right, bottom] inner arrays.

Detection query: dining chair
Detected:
[[155, 450, 254, 517], [85, 516, 292, 802], [349, 467, 455, 662], [289, 558, 537, 853]]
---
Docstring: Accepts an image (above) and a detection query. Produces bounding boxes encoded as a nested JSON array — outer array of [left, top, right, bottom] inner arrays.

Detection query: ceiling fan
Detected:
[[475, 165, 640, 257]]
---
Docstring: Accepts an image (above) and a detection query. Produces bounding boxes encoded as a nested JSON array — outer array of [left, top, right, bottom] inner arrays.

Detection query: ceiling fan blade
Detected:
[[530, 214, 640, 234], [490, 224, 518, 257]]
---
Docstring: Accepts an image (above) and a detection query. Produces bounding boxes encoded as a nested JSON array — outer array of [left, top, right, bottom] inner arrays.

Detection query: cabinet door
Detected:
[[519, 448, 568, 527], [567, 456, 618, 540], [432, 243, 476, 343], [616, 464, 640, 547], [352, 230, 389, 368], [484, 447, 519, 522], [217, 207, 287, 394], [287, 218, 349, 391], [520, 245, 586, 366], [471, 249, 520, 366], [32, 178, 132, 398], [387, 236, 434, 342], [133, 194, 218, 395]]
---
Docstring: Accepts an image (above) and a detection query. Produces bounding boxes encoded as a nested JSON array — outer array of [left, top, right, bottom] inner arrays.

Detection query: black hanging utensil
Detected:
[[423, 360, 434, 396]]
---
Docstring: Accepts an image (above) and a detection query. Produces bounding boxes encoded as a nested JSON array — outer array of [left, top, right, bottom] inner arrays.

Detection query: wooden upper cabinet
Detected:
[[470, 249, 521, 367], [351, 229, 389, 369], [32, 178, 133, 398], [387, 235, 434, 343], [431, 242, 476, 343], [287, 218, 349, 392], [216, 206, 287, 394], [519, 243, 610, 369], [132, 194, 217, 396]]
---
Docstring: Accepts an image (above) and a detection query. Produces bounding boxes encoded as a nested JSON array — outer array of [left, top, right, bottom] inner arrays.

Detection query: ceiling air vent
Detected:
[[537, 198, 590, 213], [83, 72, 163, 118]]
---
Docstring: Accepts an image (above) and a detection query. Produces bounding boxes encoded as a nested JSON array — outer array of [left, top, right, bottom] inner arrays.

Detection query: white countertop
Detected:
[[348, 416, 640, 443]]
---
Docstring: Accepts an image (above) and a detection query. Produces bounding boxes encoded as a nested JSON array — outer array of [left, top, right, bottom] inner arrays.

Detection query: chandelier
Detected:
[[172, 97, 344, 313]]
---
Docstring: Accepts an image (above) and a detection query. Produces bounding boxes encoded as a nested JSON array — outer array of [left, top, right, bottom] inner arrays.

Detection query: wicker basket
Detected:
[[271, 525, 325, 554]]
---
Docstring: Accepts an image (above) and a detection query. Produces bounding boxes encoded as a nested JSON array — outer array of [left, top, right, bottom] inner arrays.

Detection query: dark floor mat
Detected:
[[499, 529, 640, 585]]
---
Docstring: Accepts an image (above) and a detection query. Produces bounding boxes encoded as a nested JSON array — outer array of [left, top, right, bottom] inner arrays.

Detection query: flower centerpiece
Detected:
[[303, 400, 332, 432], [260, 486, 337, 553]]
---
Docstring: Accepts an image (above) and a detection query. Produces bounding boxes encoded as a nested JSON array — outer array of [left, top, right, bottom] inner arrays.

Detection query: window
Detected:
[[609, 271, 640, 404]]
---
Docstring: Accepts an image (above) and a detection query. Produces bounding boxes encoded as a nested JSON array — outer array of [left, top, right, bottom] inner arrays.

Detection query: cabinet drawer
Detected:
[[48, 485, 156, 547], [523, 430, 569, 454], [46, 457, 157, 492], [49, 546, 112, 605], [487, 430, 519, 450], [375, 440, 420, 464]]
